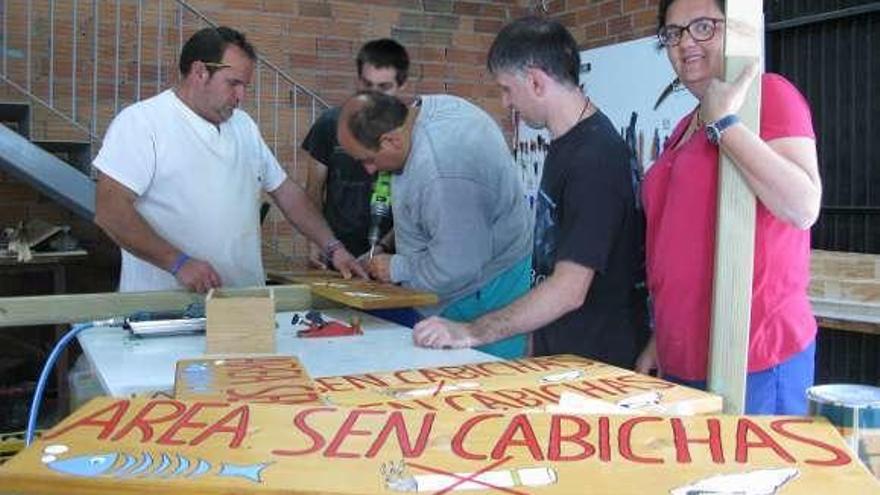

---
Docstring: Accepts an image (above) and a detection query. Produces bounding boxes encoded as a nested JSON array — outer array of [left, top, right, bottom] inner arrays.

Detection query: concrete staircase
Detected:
[[0, 102, 94, 220]]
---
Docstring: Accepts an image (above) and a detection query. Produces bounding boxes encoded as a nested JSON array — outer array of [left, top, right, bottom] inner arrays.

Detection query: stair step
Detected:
[[0, 102, 31, 139], [33, 140, 92, 172], [0, 125, 95, 220]]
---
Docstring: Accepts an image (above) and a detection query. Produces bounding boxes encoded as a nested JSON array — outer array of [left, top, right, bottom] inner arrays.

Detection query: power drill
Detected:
[[367, 172, 392, 258]]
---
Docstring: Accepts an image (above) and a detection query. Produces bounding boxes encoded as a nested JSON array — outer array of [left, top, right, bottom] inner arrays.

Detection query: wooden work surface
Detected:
[[269, 271, 438, 310], [810, 250, 880, 335], [175, 356, 322, 406], [1, 397, 878, 494], [315, 354, 722, 416]]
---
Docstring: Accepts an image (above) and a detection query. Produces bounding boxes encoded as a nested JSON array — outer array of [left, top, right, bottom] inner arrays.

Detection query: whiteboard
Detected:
[[581, 35, 697, 173]]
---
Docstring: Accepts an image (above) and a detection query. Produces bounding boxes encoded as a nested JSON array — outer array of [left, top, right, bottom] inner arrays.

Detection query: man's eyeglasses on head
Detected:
[[202, 62, 231, 70], [657, 17, 724, 47]]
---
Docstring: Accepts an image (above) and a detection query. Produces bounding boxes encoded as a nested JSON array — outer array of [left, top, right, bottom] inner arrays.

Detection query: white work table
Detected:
[[78, 309, 496, 398]]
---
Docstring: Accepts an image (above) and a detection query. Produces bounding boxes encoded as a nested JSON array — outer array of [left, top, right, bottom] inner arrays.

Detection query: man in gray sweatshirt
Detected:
[[338, 91, 532, 358]]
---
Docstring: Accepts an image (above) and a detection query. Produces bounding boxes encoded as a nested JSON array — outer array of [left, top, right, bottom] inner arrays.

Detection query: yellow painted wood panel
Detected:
[[316, 355, 722, 416], [175, 357, 322, 406], [281, 273, 439, 310], [1, 398, 877, 494]]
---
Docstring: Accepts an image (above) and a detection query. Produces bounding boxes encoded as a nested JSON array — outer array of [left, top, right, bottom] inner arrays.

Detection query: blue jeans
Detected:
[[664, 340, 816, 415], [440, 257, 532, 359]]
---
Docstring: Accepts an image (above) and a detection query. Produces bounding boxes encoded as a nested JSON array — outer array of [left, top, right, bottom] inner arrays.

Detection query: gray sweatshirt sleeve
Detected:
[[390, 177, 493, 298]]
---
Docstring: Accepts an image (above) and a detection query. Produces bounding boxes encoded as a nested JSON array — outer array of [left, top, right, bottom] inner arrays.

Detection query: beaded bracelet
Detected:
[[323, 239, 343, 262]]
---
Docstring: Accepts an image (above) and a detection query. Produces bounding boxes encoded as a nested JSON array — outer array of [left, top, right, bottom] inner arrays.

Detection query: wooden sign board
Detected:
[[174, 357, 323, 406], [1, 398, 878, 494], [205, 288, 275, 355], [282, 272, 439, 310], [316, 355, 723, 416]]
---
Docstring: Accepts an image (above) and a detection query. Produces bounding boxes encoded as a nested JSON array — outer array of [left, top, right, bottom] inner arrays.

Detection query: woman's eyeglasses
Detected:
[[657, 17, 724, 47]]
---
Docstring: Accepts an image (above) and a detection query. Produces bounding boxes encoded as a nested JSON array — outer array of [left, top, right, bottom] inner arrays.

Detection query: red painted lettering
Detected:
[[43, 400, 130, 441], [157, 402, 228, 446], [598, 417, 612, 461], [451, 413, 503, 460], [671, 418, 724, 463], [365, 412, 435, 458], [548, 415, 595, 461], [111, 400, 186, 443], [272, 407, 334, 456], [735, 418, 795, 464], [494, 388, 545, 408], [470, 392, 520, 410], [324, 409, 385, 459], [314, 377, 354, 393], [342, 374, 389, 390], [491, 414, 544, 461], [391, 370, 429, 385], [443, 395, 468, 411], [770, 419, 851, 466], [563, 380, 619, 399], [618, 417, 664, 464], [188, 405, 249, 448]]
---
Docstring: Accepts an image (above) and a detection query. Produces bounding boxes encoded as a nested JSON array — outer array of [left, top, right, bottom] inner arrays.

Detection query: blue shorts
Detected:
[[664, 340, 816, 415]]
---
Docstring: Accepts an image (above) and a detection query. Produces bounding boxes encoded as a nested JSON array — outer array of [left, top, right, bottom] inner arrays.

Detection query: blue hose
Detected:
[[25, 322, 94, 446]]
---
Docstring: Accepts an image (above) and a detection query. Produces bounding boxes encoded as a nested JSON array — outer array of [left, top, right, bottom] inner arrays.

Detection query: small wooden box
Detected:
[[205, 288, 275, 355]]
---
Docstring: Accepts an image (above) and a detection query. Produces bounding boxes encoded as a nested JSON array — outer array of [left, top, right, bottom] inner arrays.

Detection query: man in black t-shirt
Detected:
[[412, 17, 646, 368], [301, 39, 409, 266]]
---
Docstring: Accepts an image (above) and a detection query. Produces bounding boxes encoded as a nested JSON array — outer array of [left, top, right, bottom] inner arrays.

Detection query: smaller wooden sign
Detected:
[[174, 356, 323, 406], [205, 288, 275, 355], [275, 271, 439, 310], [315, 355, 723, 415]]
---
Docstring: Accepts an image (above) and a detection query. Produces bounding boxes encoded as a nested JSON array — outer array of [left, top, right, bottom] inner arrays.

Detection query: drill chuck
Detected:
[[367, 202, 391, 247]]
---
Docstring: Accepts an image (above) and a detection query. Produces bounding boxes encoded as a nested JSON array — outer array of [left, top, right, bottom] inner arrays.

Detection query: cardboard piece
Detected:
[[205, 288, 275, 355], [174, 356, 323, 406], [1, 398, 878, 494], [316, 355, 723, 416]]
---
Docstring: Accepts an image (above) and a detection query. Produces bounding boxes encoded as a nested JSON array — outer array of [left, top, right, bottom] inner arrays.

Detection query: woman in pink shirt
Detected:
[[636, 0, 822, 414]]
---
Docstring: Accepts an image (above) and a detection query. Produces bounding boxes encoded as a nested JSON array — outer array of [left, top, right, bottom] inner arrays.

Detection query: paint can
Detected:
[[807, 384, 880, 475]]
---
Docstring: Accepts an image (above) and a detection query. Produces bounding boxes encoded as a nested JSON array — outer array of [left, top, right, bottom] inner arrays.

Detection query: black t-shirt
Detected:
[[531, 110, 643, 368], [301, 107, 390, 256]]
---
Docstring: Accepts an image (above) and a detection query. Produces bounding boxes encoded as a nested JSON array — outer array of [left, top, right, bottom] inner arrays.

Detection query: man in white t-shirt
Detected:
[[94, 26, 365, 292]]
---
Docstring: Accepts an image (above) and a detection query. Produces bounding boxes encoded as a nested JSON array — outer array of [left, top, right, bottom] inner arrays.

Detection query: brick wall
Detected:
[[1, 0, 661, 277], [550, 0, 660, 49]]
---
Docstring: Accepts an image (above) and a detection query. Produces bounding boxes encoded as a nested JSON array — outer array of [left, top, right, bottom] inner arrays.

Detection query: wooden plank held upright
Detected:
[[707, 1, 763, 414]]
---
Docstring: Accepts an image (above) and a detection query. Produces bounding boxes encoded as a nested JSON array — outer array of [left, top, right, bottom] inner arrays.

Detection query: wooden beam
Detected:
[[707, 1, 763, 414], [0, 285, 312, 327]]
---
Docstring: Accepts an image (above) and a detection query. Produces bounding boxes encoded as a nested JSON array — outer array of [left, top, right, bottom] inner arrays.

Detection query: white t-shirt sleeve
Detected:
[[92, 106, 156, 196]]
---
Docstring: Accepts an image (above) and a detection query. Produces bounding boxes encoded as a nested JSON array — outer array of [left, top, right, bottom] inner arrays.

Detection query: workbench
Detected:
[[77, 308, 496, 398]]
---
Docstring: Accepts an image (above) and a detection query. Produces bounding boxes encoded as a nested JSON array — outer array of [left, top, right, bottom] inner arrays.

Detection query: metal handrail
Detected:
[[0, 0, 330, 267]]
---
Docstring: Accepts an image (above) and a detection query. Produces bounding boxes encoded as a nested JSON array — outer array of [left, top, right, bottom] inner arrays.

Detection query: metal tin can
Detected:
[[807, 384, 880, 475]]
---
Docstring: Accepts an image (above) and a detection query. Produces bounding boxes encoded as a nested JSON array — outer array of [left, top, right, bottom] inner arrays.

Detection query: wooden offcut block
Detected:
[[205, 288, 276, 355]]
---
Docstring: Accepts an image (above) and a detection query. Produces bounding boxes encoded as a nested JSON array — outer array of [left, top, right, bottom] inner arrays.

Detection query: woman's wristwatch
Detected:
[[706, 114, 740, 145]]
